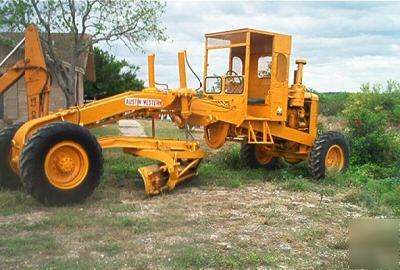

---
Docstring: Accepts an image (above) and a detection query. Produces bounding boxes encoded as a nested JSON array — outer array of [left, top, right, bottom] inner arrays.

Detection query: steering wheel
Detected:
[[225, 70, 243, 84], [225, 70, 238, 76]]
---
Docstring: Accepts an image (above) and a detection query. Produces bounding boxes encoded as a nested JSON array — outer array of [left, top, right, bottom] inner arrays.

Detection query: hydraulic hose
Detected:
[[184, 53, 202, 91]]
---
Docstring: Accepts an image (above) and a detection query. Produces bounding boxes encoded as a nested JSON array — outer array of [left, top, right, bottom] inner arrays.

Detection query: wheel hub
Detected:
[[45, 141, 89, 189], [56, 154, 74, 174], [325, 145, 344, 171], [255, 145, 273, 165]]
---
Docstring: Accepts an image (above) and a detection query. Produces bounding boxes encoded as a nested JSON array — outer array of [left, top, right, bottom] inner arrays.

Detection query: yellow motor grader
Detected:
[[0, 28, 349, 205]]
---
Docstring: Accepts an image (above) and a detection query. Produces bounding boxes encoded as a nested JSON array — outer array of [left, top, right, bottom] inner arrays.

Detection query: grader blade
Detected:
[[138, 158, 201, 195], [100, 136, 204, 195], [138, 164, 168, 194]]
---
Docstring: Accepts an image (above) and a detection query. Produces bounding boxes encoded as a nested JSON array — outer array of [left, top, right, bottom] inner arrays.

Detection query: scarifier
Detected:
[[0, 28, 349, 205]]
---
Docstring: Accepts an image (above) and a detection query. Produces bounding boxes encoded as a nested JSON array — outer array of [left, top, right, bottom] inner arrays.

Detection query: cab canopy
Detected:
[[203, 28, 292, 120]]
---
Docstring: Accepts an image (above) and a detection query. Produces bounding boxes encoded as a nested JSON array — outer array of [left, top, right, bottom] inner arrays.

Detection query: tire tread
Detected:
[[20, 122, 103, 206], [0, 122, 24, 189], [309, 131, 350, 180]]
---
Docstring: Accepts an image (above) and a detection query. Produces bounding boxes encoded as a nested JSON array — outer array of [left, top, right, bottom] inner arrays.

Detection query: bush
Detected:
[[393, 104, 400, 123], [354, 81, 400, 124], [343, 81, 400, 166], [318, 92, 351, 116]]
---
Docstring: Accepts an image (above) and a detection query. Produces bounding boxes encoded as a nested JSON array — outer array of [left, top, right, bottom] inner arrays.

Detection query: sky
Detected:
[[107, 1, 400, 92]]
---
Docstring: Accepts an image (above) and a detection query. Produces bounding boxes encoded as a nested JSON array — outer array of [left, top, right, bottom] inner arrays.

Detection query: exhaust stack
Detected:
[[289, 59, 307, 107]]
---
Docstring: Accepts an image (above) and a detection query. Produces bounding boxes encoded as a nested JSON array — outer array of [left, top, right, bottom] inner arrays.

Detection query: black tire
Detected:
[[0, 122, 24, 189], [20, 122, 103, 206], [309, 131, 350, 180], [240, 142, 278, 169]]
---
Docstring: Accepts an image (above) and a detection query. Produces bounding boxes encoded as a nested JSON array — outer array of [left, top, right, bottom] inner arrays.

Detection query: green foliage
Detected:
[[393, 105, 400, 123], [340, 165, 400, 216], [318, 92, 351, 116], [84, 47, 144, 99], [268, 162, 400, 216], [349, 80, 400, 123], [343, 80, 400, 165]]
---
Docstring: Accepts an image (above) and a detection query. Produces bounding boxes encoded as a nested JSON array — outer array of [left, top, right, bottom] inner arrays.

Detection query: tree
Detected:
[[84, 47, 144, 100], [0, 0, 166, 107]]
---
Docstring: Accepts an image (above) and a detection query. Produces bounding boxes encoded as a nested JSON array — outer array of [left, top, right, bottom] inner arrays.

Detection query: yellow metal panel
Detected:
[[207, 43, 247, 50], [178, 51, 187, 89], [272, 34, 292, 54], [148, 54, 155, 88]]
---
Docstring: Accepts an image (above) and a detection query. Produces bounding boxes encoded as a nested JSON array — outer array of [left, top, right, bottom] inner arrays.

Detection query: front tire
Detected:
[[309, 131, 350, 179], [20, 122, 103, 206], [0, 122, 24, 189], [241, 143, 278, 169]]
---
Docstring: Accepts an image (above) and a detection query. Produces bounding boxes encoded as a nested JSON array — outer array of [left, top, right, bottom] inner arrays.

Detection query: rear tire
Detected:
[[241, 142, 278, 169], [0, 122, 24, 189], [20, 122, 103, 206], [309, 131, 350, 180]]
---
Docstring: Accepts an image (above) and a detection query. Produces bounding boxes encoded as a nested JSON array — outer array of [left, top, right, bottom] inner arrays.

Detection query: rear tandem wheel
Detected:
[[240, 142, 279, 169], [19, 122, 103, 206], [0, 122, 24, 189]]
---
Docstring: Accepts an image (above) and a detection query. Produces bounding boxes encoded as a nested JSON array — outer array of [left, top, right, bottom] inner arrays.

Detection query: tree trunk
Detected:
[[48, 57, 77, 108], [64, 91, 76, 108], [67, 50, 78, 108]]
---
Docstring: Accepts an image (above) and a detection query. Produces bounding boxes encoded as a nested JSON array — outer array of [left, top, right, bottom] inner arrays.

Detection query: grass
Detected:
[[0, 234, 57, 257], [296, 228, 326, 242], [92, 125, 120, 137], [107, 202, 138, 213], [262, 207, 282, 226], [0, 190, 41, 216], [167, 246, 277, 269], [36, 258, 110, 270], [111, 216, 153, 233], [138, 119, 201, 139], [95, 243, 122, 256], [197, 162, 264, 188]]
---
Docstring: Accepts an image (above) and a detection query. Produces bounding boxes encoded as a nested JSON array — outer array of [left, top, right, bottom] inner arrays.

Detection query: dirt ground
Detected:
[[0, 180, 366, 269]]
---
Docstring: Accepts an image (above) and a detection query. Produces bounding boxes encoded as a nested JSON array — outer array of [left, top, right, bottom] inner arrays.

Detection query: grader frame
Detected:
[[0, 28, 349, 206]]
